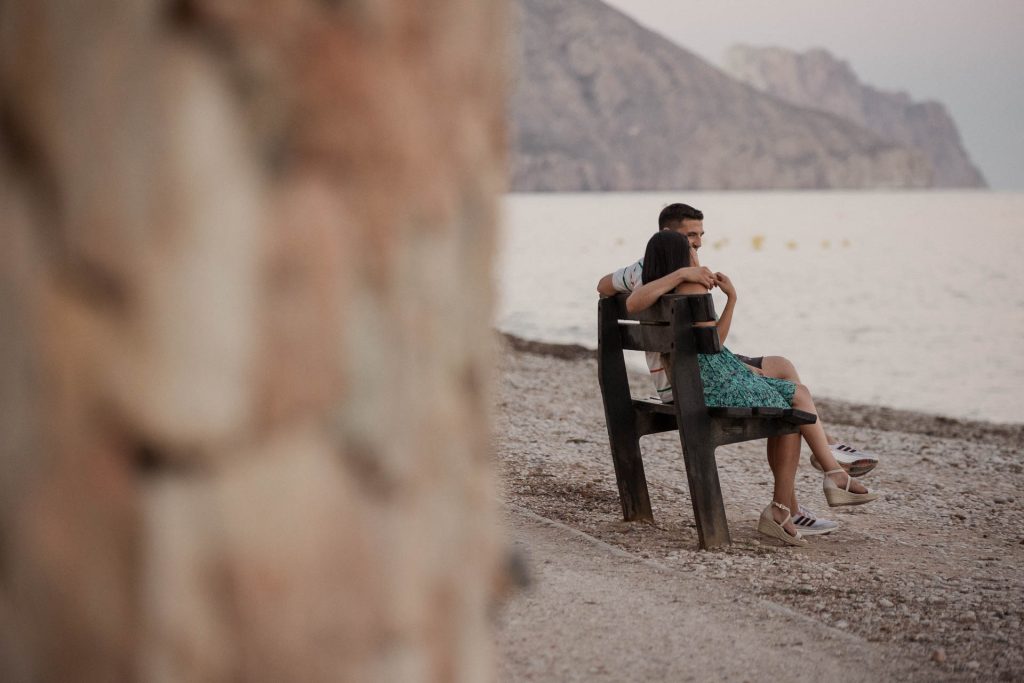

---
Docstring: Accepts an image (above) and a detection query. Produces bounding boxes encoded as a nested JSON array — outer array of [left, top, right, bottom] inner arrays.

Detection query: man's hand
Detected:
[[679, 266, 716, 289], [714, 272, 736, 299]]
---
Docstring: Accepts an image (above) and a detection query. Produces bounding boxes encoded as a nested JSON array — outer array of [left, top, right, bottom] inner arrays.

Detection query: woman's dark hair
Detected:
[[641, 230, 690, 284]]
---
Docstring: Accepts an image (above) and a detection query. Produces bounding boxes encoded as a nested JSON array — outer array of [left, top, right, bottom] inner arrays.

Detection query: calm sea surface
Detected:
[[496, 191, 1024, 424]]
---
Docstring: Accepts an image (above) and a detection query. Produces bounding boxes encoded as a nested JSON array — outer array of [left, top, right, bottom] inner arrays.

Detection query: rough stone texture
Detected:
[[0, 1, 506, 681], [724, 45, 987, 188], [509, 0, 933, 191]]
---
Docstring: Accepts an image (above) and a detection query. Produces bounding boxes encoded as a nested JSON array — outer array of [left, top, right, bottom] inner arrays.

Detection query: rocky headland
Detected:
[[724, 45, 986, 188], [509, 0, 984, 191]]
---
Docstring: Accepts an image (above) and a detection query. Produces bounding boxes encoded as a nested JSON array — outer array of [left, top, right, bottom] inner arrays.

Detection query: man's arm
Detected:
[[598, 259, 644, 297], [596, 273, 617, 297]]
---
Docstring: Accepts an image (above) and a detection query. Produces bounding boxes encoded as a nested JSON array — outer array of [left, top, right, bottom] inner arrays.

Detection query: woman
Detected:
[[627, 230, 878, 546]]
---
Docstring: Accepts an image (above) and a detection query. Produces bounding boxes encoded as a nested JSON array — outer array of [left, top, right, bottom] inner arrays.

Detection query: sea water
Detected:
[[496, 191, 1024, 424]]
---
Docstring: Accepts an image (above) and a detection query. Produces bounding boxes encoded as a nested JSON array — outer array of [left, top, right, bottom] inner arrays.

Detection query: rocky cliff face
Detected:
[[509, 0, 933, 191], [724, 45, 986, 188]]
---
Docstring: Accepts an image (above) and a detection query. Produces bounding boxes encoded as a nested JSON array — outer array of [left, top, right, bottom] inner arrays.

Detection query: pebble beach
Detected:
[[494, 335, 1024, 681]]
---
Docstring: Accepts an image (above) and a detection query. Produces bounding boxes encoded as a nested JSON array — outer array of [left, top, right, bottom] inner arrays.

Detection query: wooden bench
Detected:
[[597, 292, 816, 550]]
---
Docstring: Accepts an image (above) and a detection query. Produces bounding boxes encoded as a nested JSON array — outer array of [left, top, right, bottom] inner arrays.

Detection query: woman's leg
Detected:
[[767, 432, 802, 532], [760, 355, 801, 382], [790, 383, 869, 494], [760, 356, 836, 444], [766, 435, 800, 512]]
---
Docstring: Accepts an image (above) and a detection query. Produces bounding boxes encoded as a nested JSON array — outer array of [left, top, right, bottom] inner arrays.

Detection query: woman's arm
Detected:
[[625, 265, 715, 313], [712, 272, 737, 345]]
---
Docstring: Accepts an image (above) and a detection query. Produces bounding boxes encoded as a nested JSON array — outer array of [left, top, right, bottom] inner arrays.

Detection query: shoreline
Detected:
[[499, 331, 1024, 449]]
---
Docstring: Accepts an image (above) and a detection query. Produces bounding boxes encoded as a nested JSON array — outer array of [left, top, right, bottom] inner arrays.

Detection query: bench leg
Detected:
[[597, 297, 653, 523], [607, 431, 653, 523], [679, 442, 731, 550]]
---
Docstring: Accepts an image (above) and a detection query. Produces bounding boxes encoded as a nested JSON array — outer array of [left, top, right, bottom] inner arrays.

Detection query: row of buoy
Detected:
[[718, 236, 852, 251], [612, 236, 853, 250]]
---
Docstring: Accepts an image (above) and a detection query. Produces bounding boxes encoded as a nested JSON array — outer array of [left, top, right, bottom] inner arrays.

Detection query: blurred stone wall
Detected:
[[0, 1, 506, 680]]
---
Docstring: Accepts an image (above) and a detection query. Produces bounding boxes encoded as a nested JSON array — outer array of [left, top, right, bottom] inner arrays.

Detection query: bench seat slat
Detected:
[[707, 406, 754, 418], [632, 398, 675, 415], [782, 408, 817, 425], [632, 399, 813, 422], [752, 407, 783, 417]]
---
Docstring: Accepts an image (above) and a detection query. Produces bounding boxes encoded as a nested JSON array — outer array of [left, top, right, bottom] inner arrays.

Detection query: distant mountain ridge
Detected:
[[723, 45, 986, 188], [509, 0, 976, 191]]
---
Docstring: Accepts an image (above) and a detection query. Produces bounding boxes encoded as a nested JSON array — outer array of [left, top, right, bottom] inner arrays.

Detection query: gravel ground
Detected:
[[494, 338, 1024, 681]]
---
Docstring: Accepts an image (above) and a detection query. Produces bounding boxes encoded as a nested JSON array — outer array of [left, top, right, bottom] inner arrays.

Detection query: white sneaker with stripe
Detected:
[[791, 505, 839, 535], [810, 443, 880, 477]]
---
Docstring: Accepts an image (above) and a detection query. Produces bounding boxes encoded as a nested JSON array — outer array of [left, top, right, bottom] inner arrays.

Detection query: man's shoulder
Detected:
[[612, 258, 644, 293]]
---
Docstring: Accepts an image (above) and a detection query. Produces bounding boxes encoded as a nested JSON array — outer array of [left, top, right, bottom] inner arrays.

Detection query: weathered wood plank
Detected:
[[707, 406, 755, 418], [783, 408, 818, 425], [687, 294, 716, 322], [634, 411, 679, 437], [693, 326, 722, 354], [668, 298, 731, 550], [711, 418, 802, 447], [752, 407, 784, 417], [619, 323, 673, 353], [635, 295, 672, 324], [632, 398, 675, 415], [597, 298, 654, 522]]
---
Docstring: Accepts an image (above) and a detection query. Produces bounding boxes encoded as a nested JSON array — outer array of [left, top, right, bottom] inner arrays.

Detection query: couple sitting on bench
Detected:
[[597, 203, 880, 546]]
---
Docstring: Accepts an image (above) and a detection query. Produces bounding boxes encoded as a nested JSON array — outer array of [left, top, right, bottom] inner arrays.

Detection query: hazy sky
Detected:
[[602, 0, 1024, 189]]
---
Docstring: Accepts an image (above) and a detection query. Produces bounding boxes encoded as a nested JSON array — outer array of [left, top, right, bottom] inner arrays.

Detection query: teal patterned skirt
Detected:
[[697, 347, 796, 408]]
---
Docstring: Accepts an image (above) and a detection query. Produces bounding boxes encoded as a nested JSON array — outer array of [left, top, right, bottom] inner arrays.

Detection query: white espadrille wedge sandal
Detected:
[[823, 468, 880, 507], [757, 502, 809, 547]]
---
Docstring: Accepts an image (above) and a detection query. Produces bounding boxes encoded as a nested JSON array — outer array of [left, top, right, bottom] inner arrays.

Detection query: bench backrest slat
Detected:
[[619, 323, 673, 353], [599, 293, 720, 356]]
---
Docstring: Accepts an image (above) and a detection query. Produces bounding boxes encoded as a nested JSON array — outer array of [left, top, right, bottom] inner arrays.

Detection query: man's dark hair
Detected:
[[641, 230, 691, 284], [658, 203, 703, 229]]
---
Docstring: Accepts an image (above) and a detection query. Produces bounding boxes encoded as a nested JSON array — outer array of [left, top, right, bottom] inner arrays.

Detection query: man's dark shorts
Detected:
[[735, 354, 764, 369]]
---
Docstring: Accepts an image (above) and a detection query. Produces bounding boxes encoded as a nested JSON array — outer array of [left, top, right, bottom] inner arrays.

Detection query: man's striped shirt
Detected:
[[610, 258, 673, 402]]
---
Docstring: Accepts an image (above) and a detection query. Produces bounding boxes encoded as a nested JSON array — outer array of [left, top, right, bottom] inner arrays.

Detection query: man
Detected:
[[597, 203, 879, 534]]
